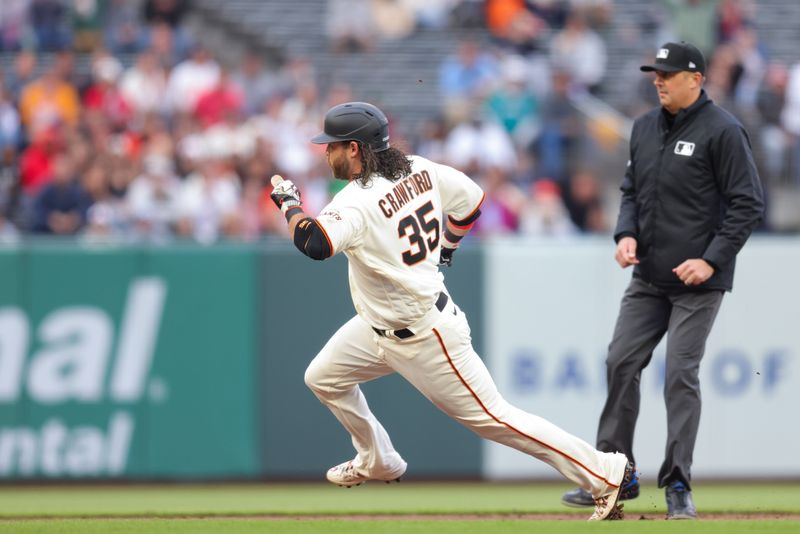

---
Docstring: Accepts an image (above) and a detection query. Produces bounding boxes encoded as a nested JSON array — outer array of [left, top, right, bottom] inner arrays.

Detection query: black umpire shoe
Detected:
[[560, 467, 640, 508], [665, 481, 697, 520]]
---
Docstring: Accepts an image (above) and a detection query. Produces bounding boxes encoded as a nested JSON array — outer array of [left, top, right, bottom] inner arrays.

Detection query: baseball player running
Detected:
[[270, 101, 633, 521]]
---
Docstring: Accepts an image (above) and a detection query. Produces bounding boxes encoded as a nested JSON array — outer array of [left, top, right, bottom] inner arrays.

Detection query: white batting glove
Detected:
[[270, 179, 302, 213]]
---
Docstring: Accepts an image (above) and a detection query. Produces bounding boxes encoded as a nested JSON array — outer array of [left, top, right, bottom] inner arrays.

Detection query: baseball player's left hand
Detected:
[[673, 259, 714, 286], [439, 247, 456, 267]]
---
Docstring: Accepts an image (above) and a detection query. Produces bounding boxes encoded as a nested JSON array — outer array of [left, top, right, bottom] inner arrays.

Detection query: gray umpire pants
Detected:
[[596, 277, 724, 490]]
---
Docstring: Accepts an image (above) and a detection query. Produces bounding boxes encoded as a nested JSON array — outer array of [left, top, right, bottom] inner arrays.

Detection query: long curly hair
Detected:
[[353, 143, 412, 187]]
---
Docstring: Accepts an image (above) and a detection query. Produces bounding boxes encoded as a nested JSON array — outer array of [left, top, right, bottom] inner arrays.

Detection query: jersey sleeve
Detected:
[[435, 161, 485, 225], [314, 194, 366, 255]]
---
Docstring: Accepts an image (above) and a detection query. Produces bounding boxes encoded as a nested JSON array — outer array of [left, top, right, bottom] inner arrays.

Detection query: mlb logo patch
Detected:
[[675, 141, 695, 156], [657, 48, 670, 59]]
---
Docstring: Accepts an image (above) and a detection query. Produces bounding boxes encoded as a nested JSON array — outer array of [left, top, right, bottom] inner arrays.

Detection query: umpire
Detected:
[[560, 41, 764, 519]]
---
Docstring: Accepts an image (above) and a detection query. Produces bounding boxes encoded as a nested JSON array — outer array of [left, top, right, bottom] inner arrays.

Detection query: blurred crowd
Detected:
[[0, 0, 797, 244]]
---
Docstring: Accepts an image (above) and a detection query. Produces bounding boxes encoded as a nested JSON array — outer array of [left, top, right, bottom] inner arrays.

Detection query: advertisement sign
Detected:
[[483, 237, 799, 480], [0, 246, 260, 479]]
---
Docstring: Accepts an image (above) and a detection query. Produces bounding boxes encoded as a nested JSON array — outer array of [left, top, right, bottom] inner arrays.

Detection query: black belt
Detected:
[[372, 292, 448, 339]]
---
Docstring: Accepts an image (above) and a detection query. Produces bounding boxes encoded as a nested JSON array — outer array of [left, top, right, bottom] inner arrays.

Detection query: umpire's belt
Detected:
[[372, 292, 449, 339]]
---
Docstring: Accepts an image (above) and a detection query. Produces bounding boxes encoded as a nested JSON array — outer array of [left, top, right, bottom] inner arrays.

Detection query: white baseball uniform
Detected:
[[304, 155, 626, 496]]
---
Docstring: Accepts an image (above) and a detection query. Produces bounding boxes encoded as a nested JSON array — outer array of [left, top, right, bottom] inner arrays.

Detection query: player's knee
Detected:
[[304, 358, 335, 394], [304, 362, 323, 392]]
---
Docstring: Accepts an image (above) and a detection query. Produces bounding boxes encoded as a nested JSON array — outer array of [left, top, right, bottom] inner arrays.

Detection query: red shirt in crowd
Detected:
[[83, 84, 134, 127], [194, 84, 244, 128]]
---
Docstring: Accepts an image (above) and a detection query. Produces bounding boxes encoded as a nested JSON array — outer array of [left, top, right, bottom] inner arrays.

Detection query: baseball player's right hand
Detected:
[[439, 247, 456, 267], [270, 179, 302, 212], [615, 237, 640, 268]]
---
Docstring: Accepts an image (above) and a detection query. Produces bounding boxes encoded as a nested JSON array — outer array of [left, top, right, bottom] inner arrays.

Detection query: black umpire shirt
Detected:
[[614, 89, 765, 292]]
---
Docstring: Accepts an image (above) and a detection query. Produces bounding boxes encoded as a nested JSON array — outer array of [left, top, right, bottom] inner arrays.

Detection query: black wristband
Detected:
[[284, 206, 303, 223], [444, 227, 465, 246]]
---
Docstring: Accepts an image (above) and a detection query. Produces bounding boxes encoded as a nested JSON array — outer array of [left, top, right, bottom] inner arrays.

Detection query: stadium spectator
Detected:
[[173, 154, 241, 243], [561, 168, 607, 232], [119, 49, 169, 117], [105, 0, 146, 54], [143, 0, 187, 28], [439, 39, 498, 101], [32, 151, 92, 234], [661, 0, 719, 58], [414, 116, 449, 163], [18, 124, 61, 196], [569, 0, 614, 29], [781, 61, 800, 186], [125, 153, 179, 241], [729, 25, 766, 110], [756, 62, 790, 182], [533, 69, 583, 182], [402, 0, 455, 29], [716, 0, 755, 44], [145, 20, 183, 68], [71, 0, 104, 52], [83, 54, 133, 131], [0, 85, 21, 156], [230, 52, 279, 118], [517, 178, 578, 237], [444, 116, 517, 176], [471, 165, 524, 236], [236, 155, 274, 240], [247, 93, 315, 180], [82, 158, 127, 238], [0, 0, 31, 51], [371, 0, 416, 41], [30, 0, 70, 51], [5, 49, 38, 105], [18, 52, 80, 134], [165, 45, 221, 115], [143, 0, 191, 60], [483, 54, 541, 147], [325, 0, 376, 54], [549, 10, 607, 93], [703, 43, 738, 108], [485, 0, 547, 55], [439, 39, 498, 124], [194, 69, 244, 129]]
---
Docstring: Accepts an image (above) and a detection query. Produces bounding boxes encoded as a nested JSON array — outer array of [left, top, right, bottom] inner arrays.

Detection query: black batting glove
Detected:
[[439, 247, 456, 267], [270, 179, 302, 213]]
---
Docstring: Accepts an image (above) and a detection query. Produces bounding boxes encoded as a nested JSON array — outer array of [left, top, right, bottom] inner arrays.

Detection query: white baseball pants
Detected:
[[304, 294, 627, 497]]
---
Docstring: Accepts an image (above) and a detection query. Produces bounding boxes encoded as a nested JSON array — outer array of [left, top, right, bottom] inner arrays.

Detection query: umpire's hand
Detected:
[[615, 237, 640, 268], [673, 259, 715, 286]]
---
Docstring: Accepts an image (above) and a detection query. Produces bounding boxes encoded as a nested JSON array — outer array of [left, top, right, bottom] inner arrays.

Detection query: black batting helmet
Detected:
[[311, 102, 390, 152]]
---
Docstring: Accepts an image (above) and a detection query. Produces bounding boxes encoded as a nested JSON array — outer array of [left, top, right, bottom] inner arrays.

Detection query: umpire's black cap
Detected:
[[311, 102, 390, 152], [640, 41, 706, 75]]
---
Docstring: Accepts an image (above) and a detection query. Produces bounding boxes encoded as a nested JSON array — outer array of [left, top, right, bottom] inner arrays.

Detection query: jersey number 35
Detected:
[[398, 201, 440, 266]]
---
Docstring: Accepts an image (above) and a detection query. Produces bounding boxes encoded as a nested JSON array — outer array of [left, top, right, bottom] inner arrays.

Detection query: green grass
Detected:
[[1, 519, 799, 534], [0, 482, 798, 533]]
